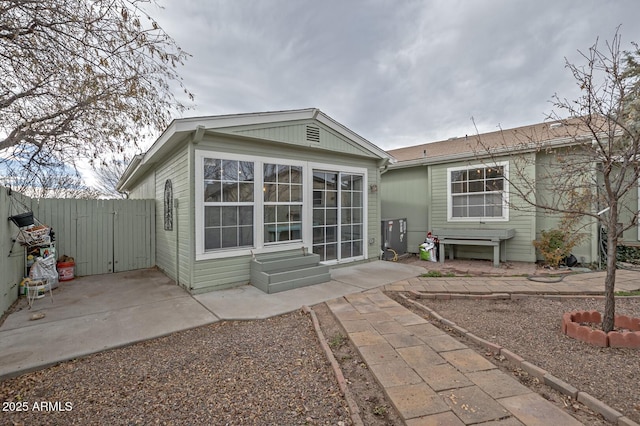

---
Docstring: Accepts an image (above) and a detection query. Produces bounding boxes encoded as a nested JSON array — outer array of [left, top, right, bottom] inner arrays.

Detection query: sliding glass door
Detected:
[[312, 170, 363, 262]]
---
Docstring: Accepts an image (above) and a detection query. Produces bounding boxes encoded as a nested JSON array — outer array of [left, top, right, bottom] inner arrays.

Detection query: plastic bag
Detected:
[[419, 238, 438, 262], [29, 255, 59, 284]]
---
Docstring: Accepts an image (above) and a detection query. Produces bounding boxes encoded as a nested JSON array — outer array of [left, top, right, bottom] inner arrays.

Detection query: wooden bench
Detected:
[[433, 228, 516, 267]]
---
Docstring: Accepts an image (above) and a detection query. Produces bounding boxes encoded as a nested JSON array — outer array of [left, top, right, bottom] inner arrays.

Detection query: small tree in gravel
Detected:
[[474, 30, 640, 333]]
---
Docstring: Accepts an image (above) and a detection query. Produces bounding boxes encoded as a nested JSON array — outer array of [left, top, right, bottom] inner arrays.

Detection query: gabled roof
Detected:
[[387, 117, 598, 168], [117, 108, 392, 192]]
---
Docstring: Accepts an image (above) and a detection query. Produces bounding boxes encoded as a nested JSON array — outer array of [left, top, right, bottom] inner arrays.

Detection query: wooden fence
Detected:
[[1, 186, 155, 315]]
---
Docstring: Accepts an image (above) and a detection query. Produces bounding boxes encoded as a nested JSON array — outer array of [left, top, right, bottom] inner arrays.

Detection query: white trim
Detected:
[[308, 161, 368, 264], [195, 151, 369, 262], [446, 161, 510, 222]]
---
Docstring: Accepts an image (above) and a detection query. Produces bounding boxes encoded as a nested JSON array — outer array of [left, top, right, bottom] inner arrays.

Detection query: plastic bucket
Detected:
[[57, 261, 75, 281]]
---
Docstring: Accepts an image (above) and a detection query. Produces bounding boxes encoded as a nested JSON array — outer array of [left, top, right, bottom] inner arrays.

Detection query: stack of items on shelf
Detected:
[[9, 211, 59, 294]]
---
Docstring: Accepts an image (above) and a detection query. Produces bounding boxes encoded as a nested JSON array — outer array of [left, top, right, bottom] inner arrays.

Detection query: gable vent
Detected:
[[306, 125, 320, 143]]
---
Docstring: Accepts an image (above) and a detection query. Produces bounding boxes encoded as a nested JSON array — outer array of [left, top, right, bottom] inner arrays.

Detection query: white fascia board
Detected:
[[314, 111, 393, 162]]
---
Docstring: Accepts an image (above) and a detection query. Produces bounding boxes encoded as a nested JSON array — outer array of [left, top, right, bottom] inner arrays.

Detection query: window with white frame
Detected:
[[196, 151, 367, 261], [448, 162, 508, 220], [263, 164, 303, 243], [203, 158, 254, 250]]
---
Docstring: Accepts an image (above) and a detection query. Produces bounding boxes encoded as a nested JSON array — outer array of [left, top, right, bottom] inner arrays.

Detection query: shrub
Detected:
[[533, 228, 581, 268]]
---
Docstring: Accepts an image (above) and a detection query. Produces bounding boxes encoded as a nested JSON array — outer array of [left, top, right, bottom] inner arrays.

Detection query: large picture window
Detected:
[[448, 162, 508, 221], [196, 151, 367, 261]]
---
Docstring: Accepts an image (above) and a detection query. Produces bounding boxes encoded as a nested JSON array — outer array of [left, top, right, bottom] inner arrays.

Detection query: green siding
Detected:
[[429, 157, 537, 262], [381, 167, 429, 253], [381, 156, 540, 263], [214, 120, 377, 159], [189, 134, 381, 293], [153, 146, 191, 287], [128, 173, 155, 199], [534, 151, 598, 263]]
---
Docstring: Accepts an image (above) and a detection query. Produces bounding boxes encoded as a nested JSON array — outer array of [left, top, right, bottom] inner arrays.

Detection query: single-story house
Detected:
[[381, 118, 640, 265], [117, 108, 392, 294]]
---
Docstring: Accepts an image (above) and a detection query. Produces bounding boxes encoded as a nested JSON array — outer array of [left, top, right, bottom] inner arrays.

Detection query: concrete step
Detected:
[[252, 252, 321, 273], [250, 252, 331, 294]]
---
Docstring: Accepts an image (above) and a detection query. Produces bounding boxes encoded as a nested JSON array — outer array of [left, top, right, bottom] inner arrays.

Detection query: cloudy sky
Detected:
[[146, 0, 640, 151]]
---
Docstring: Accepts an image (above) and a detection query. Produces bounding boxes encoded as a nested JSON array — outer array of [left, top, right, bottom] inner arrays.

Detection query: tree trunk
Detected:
[[602, 227, 618, 333]]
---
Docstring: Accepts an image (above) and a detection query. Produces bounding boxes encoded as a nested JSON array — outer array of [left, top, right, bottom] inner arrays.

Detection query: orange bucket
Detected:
[[57, 261, 75, 281]]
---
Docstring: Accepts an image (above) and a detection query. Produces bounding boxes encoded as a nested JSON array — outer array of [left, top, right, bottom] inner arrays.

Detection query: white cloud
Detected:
[[147, 0, 640, 149]]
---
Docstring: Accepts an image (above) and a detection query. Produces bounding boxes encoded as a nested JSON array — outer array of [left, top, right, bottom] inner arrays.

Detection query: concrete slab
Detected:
[[358, 342, 402, 365], [406, 411, 466, 426], [194, 280, 362, 320], [415, 363, 473, 392], [441, 348, 497, 373], [385, 332, 426, 349], [340, 319, 373, 333], [368, 360, 424, 387], [0, 270, 217, 379], [193, 261, 425, 320], [330, 261, 426, 290], [439, 386, 511, 425], [385, 383, 450, 420], [499, 392, 583, 426], [397, 345, 447, 370], [350, 329, 387, 347], [370, 320, 410, 335], [422, 333, 468, 352], [466, 369, 532, 399], [405, 322, 446, 339]]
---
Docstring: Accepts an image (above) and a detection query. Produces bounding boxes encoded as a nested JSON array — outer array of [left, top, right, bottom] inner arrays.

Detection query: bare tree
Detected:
[[2, 165, 103, 199], [473, 30, 640, 333], [92, 155, 130, 198], [0, 0, 192, 180]]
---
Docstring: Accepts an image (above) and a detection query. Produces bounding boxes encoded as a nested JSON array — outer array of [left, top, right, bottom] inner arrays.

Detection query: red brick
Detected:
[[608, 331, 640, 349], [576, 325, 591, 342], [587, 329, 608, 347], [587, 310, 602, 323], [631, 317, 640, 331], [614, 315, 633, 329], [566, 321, 579, 338]]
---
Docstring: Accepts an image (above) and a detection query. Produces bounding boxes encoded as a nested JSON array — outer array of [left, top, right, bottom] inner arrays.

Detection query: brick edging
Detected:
[[400, 294, 640, 426], [563, 311, 640, 349]]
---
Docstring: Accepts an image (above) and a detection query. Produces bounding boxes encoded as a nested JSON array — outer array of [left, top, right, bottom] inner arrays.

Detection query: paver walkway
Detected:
[[385, 268, 640, 296], [327, 290, 583, 425]]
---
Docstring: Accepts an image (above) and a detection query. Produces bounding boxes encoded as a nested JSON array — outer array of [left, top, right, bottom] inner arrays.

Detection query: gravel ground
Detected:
[[0, 310, 352, 425], [395, 295, 640, 424]]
